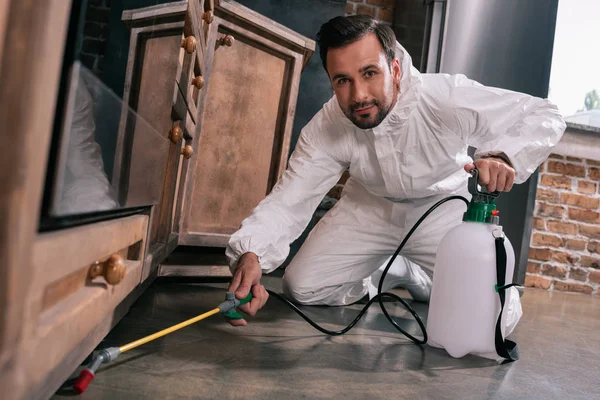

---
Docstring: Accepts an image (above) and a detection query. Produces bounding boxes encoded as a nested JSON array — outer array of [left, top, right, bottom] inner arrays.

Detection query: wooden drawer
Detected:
[[20, 215, 148, 399]]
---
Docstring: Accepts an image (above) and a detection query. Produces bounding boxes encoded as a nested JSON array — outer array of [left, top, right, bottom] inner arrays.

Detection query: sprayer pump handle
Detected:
[[468, 168, 500, 198]]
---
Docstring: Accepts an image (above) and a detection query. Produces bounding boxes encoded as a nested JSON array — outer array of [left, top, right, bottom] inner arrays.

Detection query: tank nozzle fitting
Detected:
[[464, 169, 501, 223], [487, 209, 500, 225]]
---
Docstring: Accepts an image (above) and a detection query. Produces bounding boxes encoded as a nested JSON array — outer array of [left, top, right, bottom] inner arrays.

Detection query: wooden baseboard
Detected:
[[158, 264, 232, 278]]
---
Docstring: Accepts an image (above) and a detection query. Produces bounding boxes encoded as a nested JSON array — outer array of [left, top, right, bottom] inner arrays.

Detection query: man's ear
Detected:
[[392, 58, 402, 87]]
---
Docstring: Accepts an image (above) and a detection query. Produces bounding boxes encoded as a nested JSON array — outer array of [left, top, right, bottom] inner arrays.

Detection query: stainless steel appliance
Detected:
[[422, 0, 560, 283]]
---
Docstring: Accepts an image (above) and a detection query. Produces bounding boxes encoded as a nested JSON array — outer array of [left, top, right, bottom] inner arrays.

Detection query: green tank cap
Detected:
[[463, 201, 497, 223]]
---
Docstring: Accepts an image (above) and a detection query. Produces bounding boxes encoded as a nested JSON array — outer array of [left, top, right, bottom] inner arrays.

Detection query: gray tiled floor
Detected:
[[54, 276, 600, 399]]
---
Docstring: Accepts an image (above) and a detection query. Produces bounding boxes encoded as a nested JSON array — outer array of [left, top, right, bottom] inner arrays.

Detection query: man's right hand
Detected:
[[227, 252, 269, 327]]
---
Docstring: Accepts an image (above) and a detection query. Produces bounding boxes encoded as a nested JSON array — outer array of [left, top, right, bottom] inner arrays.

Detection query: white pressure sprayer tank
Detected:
[[426, 170, 521, 362]]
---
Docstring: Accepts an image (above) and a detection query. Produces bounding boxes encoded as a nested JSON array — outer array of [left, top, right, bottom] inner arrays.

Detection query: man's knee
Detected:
[[281, 271, 314, 304], [282, 267, 369, 306]]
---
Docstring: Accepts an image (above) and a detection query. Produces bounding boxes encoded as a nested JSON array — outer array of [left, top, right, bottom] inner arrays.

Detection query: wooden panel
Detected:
[[114, 7, 187, 195], [163, 245, 229, 265], [175, 0, 213, 124], [202, 0, 215, 46], [176, 7, 314, 246], [0, 0, 10, 68], [158, 246, 232, 278], [173, 81, 194, 139], [175, 27, 200, 123], [180, 232, 229, 247], [40, 248, 131, 312], [36, 259, 141, 332], [216, 0, 315, 52], [159, 264, 232, 278], [276, 54, 303, 181], [121, 1, 187, 23], [31, 214, 147, 288], [176, 20, 220, 245], [153, 128, 183, 244], [185, 0, 207, 66], [25, 268, 156, 400], [24, 215, 148, 338], [129, 33, 182, 244], [0, 0, 72, 397], [23, 261, 144, 399], [172, 134, 195, 236], [187, 26, 287, 234], [17, 214, 149, 398], [142, 233, 180, 282]]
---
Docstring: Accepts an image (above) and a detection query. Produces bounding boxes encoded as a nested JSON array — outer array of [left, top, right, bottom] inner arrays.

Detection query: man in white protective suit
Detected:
[[223, 15, 566, 327]]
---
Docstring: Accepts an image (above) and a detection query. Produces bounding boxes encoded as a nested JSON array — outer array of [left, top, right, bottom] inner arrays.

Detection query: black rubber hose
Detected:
[[267, 195, 470, 345]]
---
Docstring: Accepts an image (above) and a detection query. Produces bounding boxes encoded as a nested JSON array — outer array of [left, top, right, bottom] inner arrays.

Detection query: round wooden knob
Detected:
[[219, 35, 235, 47], [191, 75, 204, 90], [181, 36, 197, 54], [169, 121, 182, 144], [203, 10, 214, 24], [89, 254, 126, 285], [181, 145, 193, 159]]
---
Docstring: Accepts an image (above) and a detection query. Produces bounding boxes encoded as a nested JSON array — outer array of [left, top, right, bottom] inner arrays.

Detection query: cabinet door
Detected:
[[177, 1, 314, 247], [117, 3, 202, 279]]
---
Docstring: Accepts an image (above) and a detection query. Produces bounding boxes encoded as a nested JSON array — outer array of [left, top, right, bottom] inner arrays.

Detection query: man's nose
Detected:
[[351, 80, 368, 103]]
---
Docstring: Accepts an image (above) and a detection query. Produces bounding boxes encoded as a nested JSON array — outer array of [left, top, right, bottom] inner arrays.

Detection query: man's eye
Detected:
[[338, 78, 349, 85], [365, 71, 376, 78]]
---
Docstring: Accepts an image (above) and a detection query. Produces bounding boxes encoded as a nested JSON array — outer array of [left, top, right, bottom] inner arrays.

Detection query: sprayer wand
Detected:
[[73, 292, 253, 394]]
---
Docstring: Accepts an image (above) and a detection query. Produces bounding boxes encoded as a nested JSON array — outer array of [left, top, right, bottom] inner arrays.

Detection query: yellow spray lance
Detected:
[[73, 292, 252, 394]]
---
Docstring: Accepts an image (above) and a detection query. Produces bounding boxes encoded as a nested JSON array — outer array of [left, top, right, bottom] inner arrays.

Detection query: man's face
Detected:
[[326, 33, 402, 129]]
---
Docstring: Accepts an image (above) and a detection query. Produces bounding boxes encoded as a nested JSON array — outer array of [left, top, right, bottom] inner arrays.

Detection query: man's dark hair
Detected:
[[316, 15, 397, 73]]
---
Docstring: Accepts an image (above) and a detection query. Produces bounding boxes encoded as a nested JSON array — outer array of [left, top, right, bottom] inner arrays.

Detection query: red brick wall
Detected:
[[345, 0, 396, 24], [525, 154, 600, 295], [79, 0, 111, 77]]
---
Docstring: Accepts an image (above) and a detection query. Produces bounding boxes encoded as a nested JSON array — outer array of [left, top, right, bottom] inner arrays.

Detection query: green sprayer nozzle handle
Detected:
[[219, 292, 253, 320]]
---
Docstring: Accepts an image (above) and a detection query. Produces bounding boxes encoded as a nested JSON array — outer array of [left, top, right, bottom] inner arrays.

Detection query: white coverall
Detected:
[[225, 42, 566, 315]]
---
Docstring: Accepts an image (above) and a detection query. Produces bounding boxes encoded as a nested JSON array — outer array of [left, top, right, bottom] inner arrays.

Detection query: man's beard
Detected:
[[344, 98, 393, 129]]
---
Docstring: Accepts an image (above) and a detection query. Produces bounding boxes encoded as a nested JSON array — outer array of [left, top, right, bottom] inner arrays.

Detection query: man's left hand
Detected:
[[464, 157, 515, 192]]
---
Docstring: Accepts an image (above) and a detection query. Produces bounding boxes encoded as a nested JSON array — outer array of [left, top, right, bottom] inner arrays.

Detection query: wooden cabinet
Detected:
[[0, 0, 313, 398], [118, 0, 315, 262], [177, 0, 315, 247]]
